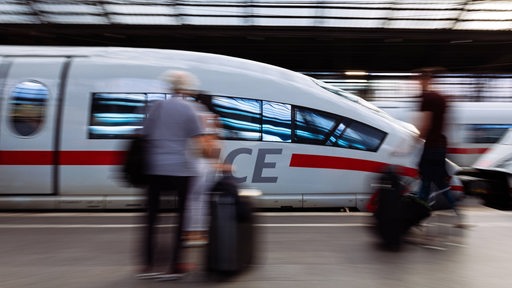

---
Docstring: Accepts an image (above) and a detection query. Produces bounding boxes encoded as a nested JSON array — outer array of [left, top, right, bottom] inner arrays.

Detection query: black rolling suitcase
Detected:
[[374, 168, 404, 249], [373, 167, 431, 249], [206, 176, 255, 275]]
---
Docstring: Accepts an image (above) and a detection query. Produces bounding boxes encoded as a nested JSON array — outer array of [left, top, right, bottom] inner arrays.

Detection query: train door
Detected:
[[0, 57, 69, 195]]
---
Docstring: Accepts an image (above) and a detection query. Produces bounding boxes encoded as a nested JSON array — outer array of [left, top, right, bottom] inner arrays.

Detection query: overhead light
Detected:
[[369, 72, 416, 77], [345, 71, 368, 76]]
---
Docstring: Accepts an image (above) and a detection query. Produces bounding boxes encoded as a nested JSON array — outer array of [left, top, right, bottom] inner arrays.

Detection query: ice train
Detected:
[[0, 46, 456, 211]]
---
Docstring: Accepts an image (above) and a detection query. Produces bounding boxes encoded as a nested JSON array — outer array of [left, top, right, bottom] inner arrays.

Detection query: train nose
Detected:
[[398, 120, 420, 136], [390, 133, 421, 158]]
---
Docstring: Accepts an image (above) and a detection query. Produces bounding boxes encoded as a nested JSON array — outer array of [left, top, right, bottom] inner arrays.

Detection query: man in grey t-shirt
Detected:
[[137, 71, 208, 280]]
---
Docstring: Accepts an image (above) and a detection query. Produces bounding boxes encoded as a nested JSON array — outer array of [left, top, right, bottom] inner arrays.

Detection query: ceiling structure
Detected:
[[2, 0, 512, 73]]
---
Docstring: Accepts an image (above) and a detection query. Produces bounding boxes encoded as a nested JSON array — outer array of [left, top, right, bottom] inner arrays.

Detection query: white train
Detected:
[[459, 129, 512, 209], [372, 101, 512, 168], [0, 46, 459, 211]]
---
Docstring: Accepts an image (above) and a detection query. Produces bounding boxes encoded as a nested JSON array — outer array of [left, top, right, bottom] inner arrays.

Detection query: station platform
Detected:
[[1, 197, 511, 288]]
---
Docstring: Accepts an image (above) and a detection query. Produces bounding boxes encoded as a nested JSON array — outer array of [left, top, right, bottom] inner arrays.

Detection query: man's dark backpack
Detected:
[[121, 136, 148, 188]]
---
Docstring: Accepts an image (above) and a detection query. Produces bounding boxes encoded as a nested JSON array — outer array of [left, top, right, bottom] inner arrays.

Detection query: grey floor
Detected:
[[1, 197, 511, 288]]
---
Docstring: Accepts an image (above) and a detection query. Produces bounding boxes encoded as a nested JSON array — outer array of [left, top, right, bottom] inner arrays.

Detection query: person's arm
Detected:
[[416, 111, 432, 140], [194, 134, 210, 157], [197, 134, 221, 159]]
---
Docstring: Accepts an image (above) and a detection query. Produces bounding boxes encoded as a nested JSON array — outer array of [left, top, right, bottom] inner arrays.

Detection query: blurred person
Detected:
[[413, 68, 461, 223], [136, 70, 209, 281], [171, 84, 224, 247]]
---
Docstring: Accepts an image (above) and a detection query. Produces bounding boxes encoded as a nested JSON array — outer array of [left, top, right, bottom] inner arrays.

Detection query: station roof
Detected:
[[2, 0, 512, 73]]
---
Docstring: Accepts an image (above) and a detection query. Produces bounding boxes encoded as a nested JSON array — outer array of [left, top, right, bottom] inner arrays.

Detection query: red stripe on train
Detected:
[[0, 151, 124, 165], [447, 147, 488, 154], [289, 153, 418, 177], [289, 153, 464, 191], [59, 151, 124, 165], [0, 151, 54, 165]]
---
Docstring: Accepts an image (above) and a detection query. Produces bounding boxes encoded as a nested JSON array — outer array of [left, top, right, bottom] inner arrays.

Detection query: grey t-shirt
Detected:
[[142, 98, 203, 176]]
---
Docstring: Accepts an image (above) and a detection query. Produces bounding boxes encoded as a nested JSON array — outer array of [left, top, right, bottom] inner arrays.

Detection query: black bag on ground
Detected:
[[374, 168, 404, 248], [207, 175, 255, 275], [373, 167, 431, 248], [121, 136, 148, 187]]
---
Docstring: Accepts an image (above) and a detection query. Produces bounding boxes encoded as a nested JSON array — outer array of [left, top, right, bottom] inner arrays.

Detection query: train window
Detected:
[[337, 121, 387, 152], [327, 121, 349, 147], [262, 101, 291, 142], [9, 81, 48, 137], [208, 94, 385, 151], [466, 124, 512, 144], [326, 120, 386, 151], [294, 107, 337, 144], [211, 96, 262, 141], [89, 93, 168, 139]]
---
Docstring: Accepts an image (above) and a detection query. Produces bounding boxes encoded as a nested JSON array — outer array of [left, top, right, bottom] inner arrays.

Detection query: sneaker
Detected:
[[156, 273, 185, 281], [135, 272, 163, 280]]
